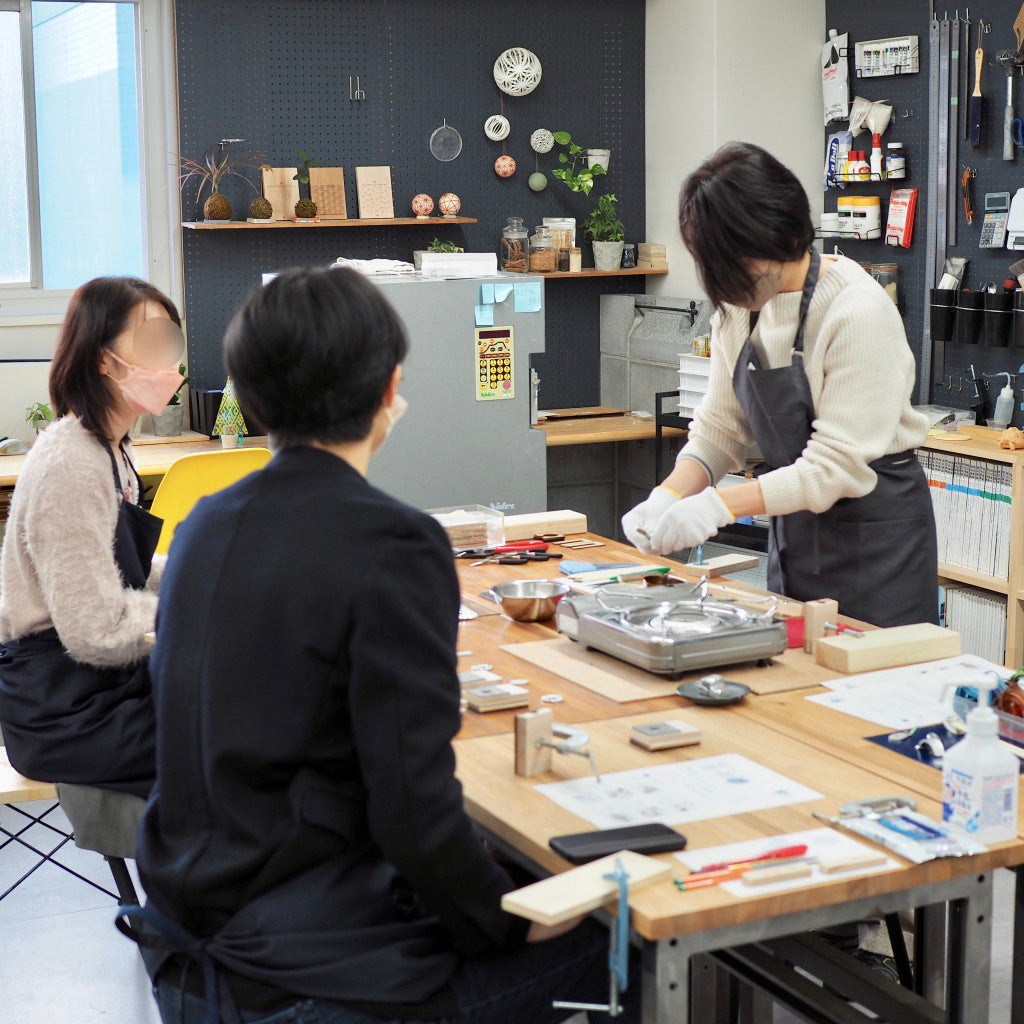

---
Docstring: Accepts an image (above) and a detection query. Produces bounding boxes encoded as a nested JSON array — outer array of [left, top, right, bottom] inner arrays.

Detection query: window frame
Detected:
[[0, 0, 181, 334]]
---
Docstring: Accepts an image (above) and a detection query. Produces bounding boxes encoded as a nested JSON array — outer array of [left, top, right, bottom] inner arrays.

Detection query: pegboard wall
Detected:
[[826, 0, 1024, 426], [175, 0, 646, 408]]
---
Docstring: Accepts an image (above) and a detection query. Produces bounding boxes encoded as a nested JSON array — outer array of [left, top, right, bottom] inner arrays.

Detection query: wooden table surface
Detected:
[[452, 533, 1024, 942], [532, 414, 686, 447]]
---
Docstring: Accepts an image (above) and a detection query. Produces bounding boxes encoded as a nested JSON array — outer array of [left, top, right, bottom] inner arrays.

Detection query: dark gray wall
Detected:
[[175, 0, 647, 409], [825, 0, 1024, 423]]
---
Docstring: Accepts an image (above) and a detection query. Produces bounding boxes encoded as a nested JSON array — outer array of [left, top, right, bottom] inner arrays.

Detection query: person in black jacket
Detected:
[[131, 266, 616, 1024]]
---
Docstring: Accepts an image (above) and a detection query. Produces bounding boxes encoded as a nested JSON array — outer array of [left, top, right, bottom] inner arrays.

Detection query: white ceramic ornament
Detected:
[[438, 192, 461, 217], [484, 115, 510, 141], [411, 193, 435, 218], [530, 129, 554, 154], [493, 47, 542, 96]]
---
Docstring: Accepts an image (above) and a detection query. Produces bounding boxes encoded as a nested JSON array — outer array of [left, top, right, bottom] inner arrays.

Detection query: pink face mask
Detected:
[[108, 351, 184, 415]]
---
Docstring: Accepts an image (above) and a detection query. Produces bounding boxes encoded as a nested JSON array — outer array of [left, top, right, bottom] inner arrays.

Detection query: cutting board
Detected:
[[502, 637, 821, 702]]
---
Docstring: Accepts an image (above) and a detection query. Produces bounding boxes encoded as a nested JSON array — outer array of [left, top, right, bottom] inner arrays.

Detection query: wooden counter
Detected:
[[533, 413, 685, 447]]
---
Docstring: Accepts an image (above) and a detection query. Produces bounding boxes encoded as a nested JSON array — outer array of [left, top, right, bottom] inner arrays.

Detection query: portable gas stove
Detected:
[[555, 583, 787, 678]]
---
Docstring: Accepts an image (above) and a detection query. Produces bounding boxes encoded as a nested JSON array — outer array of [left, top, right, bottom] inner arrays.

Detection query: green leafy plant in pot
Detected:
[[584, 193, 625, 271], [177, 142, 259, 221], [151, 364, 189, 437], [413, 236, 464, 269], [24, 401, 53, 435], [293, 149, 319, 220], [550, 131, 607, 195]]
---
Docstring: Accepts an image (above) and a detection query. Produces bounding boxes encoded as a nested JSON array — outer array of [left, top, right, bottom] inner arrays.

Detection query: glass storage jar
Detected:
[[501, 217, 529, 273], [528, 225, 556, 272]]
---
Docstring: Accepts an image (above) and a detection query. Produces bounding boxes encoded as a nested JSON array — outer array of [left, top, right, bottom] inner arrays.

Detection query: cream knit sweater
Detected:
[[0, 416, 163, 667], [679, 255, 929, 516]]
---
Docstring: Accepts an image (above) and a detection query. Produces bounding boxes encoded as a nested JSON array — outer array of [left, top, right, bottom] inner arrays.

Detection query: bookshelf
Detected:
[[919, 430, 1024, 667]]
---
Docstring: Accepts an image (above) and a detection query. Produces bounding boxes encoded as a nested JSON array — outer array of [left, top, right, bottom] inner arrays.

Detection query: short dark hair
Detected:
[[224, 266, 409, 448], [50, 277, 181, 442], [679, 142, 815, 309]]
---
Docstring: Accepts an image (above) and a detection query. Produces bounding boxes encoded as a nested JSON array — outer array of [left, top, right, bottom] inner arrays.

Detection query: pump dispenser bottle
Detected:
[[942, 673, 1018, 844], [990, 373, 1014, 431]]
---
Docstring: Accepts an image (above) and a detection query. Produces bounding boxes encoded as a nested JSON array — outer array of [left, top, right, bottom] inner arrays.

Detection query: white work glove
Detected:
[[621, 487, 680, 552], [647, 486, 735, 555]]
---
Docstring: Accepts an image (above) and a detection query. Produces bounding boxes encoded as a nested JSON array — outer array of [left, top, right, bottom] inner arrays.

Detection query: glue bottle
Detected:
[[941, 672, 1018, 844], [869, 133, 884, 180], [990, 373, 1014, 431]]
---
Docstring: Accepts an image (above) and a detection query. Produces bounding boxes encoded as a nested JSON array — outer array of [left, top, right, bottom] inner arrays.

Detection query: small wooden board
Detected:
[[464, 683, 530, 713], [815, 623, 961, 673], [682, 553, 760, 577], [501, 851, 671, 925], [539, 407, 630, 421], [355, 165, 395, 218], [503, 510, 588, 542], [260, 166, 300, 221], [309, 166, 347, 219]]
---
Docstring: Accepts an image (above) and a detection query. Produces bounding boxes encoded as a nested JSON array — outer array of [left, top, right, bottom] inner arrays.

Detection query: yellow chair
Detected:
[[150, 448, 272, 554]]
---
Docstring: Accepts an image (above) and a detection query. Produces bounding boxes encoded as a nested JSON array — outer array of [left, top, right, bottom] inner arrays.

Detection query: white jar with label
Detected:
[[886, 143, 906, 179], [837, 195, 881, 238]]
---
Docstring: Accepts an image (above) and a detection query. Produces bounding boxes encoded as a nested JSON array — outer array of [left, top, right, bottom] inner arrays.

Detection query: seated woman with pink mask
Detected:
[[0, 276, 185, 797]]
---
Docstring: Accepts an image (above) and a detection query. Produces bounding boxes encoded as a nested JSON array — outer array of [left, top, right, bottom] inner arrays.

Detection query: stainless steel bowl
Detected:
[[486, 580, 572, 622]]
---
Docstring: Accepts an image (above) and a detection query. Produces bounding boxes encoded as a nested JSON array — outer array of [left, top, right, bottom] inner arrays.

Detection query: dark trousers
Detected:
[[153, 919, 638, 1023]]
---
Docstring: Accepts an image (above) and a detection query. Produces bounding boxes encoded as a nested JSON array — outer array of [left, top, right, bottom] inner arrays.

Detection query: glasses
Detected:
[[130, 318, 185, 370]]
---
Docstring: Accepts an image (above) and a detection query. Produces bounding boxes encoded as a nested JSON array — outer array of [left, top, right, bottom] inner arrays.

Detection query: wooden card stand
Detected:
[[682, 553, 760, 577], [815, 623, 961, 673], [803, 598, 839, 655], [515, 708, 553, 776], [501, 851, 671, 925], [260, 167, 300, 221], [309, 167, 347, 219], [355, 166, 395, 218]]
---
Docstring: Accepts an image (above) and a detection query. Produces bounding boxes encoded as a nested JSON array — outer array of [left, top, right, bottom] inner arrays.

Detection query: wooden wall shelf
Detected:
[[538, 268, 668, 278], [181, 217, 478, 230]]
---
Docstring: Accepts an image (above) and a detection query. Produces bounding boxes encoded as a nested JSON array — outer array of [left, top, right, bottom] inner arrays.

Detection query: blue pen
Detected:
[[879, 813, 946, 840]]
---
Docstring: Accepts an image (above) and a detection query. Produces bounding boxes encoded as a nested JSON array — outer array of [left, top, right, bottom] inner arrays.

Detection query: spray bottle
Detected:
[[990, 373, 1015, 431], [942, 672, 1018, 844]]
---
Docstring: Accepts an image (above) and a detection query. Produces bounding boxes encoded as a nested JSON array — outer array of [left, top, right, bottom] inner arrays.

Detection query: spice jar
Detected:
[[501, 217, 529, 273], [557, 247, 571, 272], [528, 224, 556, 272], [873, 263, 899, 305], [885, 142, 906, 179], [568, 247, 582, 273], [621, 243, 637, 269]]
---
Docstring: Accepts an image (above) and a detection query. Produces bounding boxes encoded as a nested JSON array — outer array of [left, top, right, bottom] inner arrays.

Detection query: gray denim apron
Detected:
[[731, 249, 938, 627]]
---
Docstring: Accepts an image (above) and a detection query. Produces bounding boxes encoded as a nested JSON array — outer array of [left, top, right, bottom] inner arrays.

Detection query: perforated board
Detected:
[[827, 0, 1024, 425], [175, 0, 647, 407]]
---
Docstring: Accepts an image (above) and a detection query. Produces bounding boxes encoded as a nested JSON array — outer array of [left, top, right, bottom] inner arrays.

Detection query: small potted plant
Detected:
[[413, 236, 464, 270], [177, 141, 259, 221], [151, 365, 189, 437], [584, 194, 626, 271], [551, 131, 607, 196], [24, 401, 54, 435], [293, 149, 319, 221]]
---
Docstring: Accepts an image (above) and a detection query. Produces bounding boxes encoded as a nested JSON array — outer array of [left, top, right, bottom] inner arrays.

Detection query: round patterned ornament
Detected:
[[530, 129, 554, 154], [484, 115, 510, 141], [438, 192, 461, 217], [494, 154, 517, 178], [411, 193, 434, 218], [493, 47, 543, 96]]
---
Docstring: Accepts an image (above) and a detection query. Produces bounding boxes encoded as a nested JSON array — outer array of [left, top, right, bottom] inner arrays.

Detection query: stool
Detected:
[[56, 783, 146, 906]]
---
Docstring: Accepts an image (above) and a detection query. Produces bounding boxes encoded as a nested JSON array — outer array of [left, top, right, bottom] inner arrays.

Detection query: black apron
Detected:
[[0, 441, 162, 797], [731, 249, 938, 628]]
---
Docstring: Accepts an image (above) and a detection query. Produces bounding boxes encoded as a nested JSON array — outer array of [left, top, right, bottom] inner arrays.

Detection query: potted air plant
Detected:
[[151, 364, 189, 437], [176, 141, 259, 221], [551, 131, 608, 196]]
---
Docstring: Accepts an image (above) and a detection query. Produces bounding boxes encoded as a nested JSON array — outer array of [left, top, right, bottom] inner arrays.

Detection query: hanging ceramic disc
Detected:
[[429, 120, 463, 162]]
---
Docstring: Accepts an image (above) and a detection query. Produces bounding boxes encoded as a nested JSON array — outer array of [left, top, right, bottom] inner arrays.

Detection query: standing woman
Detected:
[[0, 277, 184, 796], [623, 143, 937, 627]]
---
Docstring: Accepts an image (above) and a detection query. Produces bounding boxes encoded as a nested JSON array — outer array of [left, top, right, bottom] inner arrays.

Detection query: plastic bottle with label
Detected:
[[942, 672, 1019, 844], [990, 373, 1015, 431]]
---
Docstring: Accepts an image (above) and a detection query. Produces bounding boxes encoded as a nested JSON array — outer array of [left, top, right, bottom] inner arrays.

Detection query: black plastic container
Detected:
[[930, 288, 956, 343], [1013, 292, 1024, 348], [983, 291, 1013, 347], [953, 290, 983, 345]]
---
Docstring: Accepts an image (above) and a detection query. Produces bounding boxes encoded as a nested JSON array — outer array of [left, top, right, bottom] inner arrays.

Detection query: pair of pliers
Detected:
[[533, 533, 565, 543], [465, 540, 550, 566], [493, 550, 564, 564]]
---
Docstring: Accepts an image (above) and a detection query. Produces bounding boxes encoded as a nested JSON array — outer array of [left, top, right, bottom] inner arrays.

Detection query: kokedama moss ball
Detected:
[[250, 196, 273, 219]]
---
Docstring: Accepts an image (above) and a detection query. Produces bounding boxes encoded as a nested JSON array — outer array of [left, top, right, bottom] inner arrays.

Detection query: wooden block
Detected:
[[630, 719, 702, 751], [260, 166, 300, 221], [815, 623, 961, 673], [818, 850, 888, 874], [515, 708, 553, 776], [309, 166, 347, 219], [464, 683, 529, 713], [503, 510, 588, 542], [682, 553, 760, 577], [740, 861, 814, 886], [803, 598, 839, 655], [500, 851, 672, 925]]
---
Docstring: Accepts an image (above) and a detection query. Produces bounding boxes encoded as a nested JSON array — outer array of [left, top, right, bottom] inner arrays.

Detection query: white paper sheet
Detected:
[[805, 654, 1010, 730], [534, 753, 822, 830], [675, 827, 899, 898]]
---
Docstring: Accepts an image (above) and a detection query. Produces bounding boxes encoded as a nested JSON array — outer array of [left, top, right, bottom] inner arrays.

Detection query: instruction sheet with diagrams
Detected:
[[804, 654, 1010, 730], [534, 753, 822, 830]]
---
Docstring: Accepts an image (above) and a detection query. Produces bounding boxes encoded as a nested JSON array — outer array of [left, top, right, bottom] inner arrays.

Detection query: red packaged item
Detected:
[[886, 187, 918, 247]]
